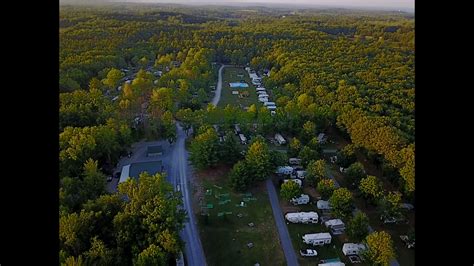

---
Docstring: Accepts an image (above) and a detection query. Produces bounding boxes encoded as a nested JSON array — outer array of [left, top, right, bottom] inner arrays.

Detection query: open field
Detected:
[[195, 168, 285, 266], [217, 67, 259, 108]]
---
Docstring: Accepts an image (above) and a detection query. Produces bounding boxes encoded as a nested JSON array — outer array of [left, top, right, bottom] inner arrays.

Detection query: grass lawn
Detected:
[[218, 67, 259, 108], [196, 169, 285, 266]]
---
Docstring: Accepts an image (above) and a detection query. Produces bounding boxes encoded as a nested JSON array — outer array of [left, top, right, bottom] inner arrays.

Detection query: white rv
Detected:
[[290, 194, 310, 205], [256, 87, 266, 92], [302, 232, 332, 246], [239, 134, 247, 144], [283, 179, 302, 188], [342, 243, 366, 256], [275, 133, 286, 145], [258, 97, 269, 103], [296, 170, 307, 179], [317, 200, 332, 213], [324, 219, 345, 235], [256, 90, 267, 95], [263, 101, 276, 107], [285, 212, 318, 224], [266, 105, 277, 111], [276, 166, 294, 175], [289, 158, 302, 165]]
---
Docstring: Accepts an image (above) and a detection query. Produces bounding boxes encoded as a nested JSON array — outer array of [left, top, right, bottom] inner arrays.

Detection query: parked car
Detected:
[[300, 249, 317, 257]]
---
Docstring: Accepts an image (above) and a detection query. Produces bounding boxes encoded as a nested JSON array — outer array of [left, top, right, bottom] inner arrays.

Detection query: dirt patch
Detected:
[[194, 164, 232, 184], [303, 186, 320, 200]]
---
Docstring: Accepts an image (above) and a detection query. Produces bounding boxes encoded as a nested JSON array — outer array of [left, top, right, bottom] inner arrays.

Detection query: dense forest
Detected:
[[59, 4, 414, 264]]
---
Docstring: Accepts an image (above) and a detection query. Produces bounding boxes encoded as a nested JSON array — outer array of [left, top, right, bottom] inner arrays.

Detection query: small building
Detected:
[[324, 219, 346, 235], [119, 161, 163, 184], [302, 232, 332, 246], [147, 145, 163, 157], [275, 133, 286, 145], [342, 243, 366, 256], [290, 194, 310, 205], [285, 211, 318, 224]]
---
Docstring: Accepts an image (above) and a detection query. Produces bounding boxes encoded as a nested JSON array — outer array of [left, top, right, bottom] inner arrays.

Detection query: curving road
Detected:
[[211, 64, 226, 106], [266, 179, 299, 266], [172, 124, 207, 266]]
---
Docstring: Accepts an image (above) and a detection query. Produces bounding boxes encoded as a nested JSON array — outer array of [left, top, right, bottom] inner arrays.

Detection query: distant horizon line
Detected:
[[60, 0, 414, 13]]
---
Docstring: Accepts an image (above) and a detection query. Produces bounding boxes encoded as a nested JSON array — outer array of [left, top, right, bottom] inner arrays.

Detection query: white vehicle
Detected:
[[296, 170, 307, 179], [290, 194, 310, 205], [318, 262, 345, 266], [239, 133, 247, 144], [401, 203, 415, 210], [112, 96, 119, 102], [234, 124, 241, 135], [300, 249, 318, 257], [285, 211, 318, 224], [302, 232, 332, 246], [256, 87, 266, 92], [289, 158, 302, 165], [266, 105, 277, 111], [342, 243, 366, 256], [256, 90, 267, 95], [276, 166, 294, 175], [258, 98, 269, 103], [284, 179, 302, 188], [324, 219, 345, 235], [275, 133, 286, 145], [317, 200, 332, 211], [263, 101, 276, 107]]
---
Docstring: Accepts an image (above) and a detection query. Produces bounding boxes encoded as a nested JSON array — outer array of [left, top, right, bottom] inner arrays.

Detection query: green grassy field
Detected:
[[218, 67, 260, 108], [197, 173, 285, 266]]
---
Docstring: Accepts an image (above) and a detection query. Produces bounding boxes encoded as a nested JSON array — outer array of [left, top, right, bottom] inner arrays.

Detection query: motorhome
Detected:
[[275, 133, 286, 145], [285, 212, 318, 224], [290, 194, 310, 205], [302, 233, 332, 246]]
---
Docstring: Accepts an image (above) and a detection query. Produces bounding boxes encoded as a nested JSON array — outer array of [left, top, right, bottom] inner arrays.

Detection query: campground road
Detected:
[[171, 124, 207, 266], [266, 179, 299, 266], [211, 64, 226, 106]]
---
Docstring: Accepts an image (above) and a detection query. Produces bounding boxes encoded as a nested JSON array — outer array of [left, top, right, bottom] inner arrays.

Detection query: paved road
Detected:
[[211, 64, 226, 106], [266, 179, 299, 266], [325, 166, 400, 266], [172, 124, 207, 266]]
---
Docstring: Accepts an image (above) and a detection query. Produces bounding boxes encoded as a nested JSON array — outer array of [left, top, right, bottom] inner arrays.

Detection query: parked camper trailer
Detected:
[[275, 133, 286, 145], [256, 87, 266, 92], [302, 233, 332, 246], [317, 200, 332, 212], [276, 166, 294, 175], [239, 134, 247, 144], [342, 243, 366, 256], [285, 212, 318, 224], [284, 179, 302, 188], [324, 219, 345, 235], [234, 124, 241, 135], [256, 90, 267, 95], [289, 158, 302, 165], [266, 105, 277, 111], [290, 194, 310, 205], [296, 170, 307, 179], [258, 97, 269, 103], [263, 101, 276, 107]]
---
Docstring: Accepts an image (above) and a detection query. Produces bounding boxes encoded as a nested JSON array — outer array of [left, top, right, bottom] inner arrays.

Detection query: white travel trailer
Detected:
[[317, 200, 332, 212], [275, 133, 286, 145], [285, 211, 318, 224], [258, 97, 269, 103], [302, 232, 332, 246], [324, 219, 346, 235], [256, 87, 266, 92], [266, 105, 277, 111], [239, 134, 247, 144], [296, 170, 307, 179], [276, 166, 294, 175], [283, 179, 302, 188], [289, 158, 302, 165], [342, 243, 366, 256], [256, 90, 267, 95], [290, 194, 310, 205], [263, 101, 276, 107]]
